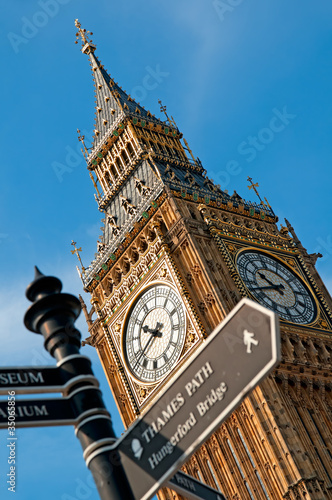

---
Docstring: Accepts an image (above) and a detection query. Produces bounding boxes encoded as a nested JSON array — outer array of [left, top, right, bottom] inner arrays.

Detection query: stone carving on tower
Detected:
[[73, 21, 332, 499]]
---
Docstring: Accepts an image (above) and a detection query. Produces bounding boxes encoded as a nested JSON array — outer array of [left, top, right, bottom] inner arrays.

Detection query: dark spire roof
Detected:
[[75, 20, 155, 152]]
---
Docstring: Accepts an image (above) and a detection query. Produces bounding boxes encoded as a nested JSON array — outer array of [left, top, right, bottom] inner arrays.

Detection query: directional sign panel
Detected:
[[0, 366, 61, 395], [0, 366, 99, 395], [114, 299, 280, 500], [0, 397, 76, 428], [167, 471, 226, 500]]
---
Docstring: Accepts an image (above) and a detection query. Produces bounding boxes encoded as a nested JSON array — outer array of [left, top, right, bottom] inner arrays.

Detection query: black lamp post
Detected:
[[24, 267, 135, 500]]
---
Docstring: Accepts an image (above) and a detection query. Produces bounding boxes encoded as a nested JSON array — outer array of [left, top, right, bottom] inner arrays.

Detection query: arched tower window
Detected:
[[227, 439, 255, 500], [237, 429, 270, 499], [206, 458, 222, 492]]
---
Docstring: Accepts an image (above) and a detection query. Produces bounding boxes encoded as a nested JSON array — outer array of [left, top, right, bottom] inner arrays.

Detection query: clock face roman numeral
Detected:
[[237, 251, 316, 325], [124, 284, 186, 382]]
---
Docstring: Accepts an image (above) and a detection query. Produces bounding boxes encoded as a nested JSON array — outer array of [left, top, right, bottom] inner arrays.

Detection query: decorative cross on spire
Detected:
[[247, 177, 266, 206], [75, 19, 94, 49], [77, 129, 88, 159], [158, 99, 169, 120], [158, 99, 197, 164], [158, 99, 177, 128], [247, 177, 273, 210], [77, 130, 101, 197], [71, 240, 86, 275]]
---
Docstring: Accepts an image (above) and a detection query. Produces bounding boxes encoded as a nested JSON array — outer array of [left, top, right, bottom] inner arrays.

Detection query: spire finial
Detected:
[[158, 99, 177, 128], [77, 129, 88, 160], [158, 99, 170, 122], [71, 240, 86, 276], [75, 19, 95, 53], [247, 177, 266, 206], [158, 99, 197, 164]]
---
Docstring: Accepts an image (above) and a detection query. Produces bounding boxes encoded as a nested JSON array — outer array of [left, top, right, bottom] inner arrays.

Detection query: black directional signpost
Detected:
[[0, 268, 280, 500], [0, 267, 136, 500], [96, 298, 280, 500]]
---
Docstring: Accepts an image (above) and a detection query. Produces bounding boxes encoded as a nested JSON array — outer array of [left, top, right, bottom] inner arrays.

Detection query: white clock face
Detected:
[[124, 285, 186, 383], [237, 251, 316, 324]]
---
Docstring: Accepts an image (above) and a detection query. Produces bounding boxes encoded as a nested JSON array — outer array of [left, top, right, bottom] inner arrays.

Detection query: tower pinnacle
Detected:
[[75, 19, 96, 54], [75, 20, 161, 157]]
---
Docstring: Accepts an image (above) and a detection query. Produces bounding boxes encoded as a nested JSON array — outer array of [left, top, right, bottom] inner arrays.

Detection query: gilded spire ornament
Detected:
[[247, 176, 267, 207], [75, 19, 95, 51], [71, 240, 86, 276], [77, 129, 101, 198], [158, 99, 178, 129], [77, 128, 88, 160], [158, 99, 197, 164], [158, 99, 172, 125], [263, 196, 272, 210]]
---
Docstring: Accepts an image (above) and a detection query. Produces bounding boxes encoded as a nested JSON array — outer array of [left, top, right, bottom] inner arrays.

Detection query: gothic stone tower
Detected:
[[74, 22, 332, 500]]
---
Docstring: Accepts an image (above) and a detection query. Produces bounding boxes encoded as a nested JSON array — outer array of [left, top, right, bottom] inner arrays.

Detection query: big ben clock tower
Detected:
[[74, 22, 332, 499]]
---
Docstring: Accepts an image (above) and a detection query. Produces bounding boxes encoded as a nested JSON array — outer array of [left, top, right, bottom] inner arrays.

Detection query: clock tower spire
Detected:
[[73, 23, 332, 500]]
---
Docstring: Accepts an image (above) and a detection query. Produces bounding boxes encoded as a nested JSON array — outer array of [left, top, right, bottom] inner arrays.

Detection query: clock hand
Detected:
[[251, 284, 285, 295], [257, 272, 277, 286], [142, 323, 163, 337], [133, 334, 156, 369], [257, 272, 285, 295], [134, 322, 165, 369]]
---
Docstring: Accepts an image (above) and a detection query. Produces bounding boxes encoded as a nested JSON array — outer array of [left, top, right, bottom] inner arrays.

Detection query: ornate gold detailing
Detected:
[[197, 206, 291, 252], [187, 330, 195, 343], [114, 323, 121, 333], [77, 128, 89, 160], [79, 130, 102, 196], [247, 176, 269, 208], [119, 393, 127, 406], [158, 99, 177, 128], [279, 330, 332, 370], [120, 196, 137, 216], [138, 387, 147, 398], [71, 240, 86, 277], [279, 224, 289, 235], [108, 364, 116, 375], [227, 244, 236, 253], [132, 382, 155, 405], [75, 19, 95, 50], [107, 215, 121, 237], [134, 177, 151, 197], [159, 267, 167, 278], [204, 293, 215, 308], [182, 328, 198, 356], [191, 264, 201, 278], [318, 319, 328, 329]]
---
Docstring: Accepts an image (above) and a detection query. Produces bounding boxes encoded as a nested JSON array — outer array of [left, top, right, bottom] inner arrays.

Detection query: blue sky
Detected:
[[1, 1, 332, 499]]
